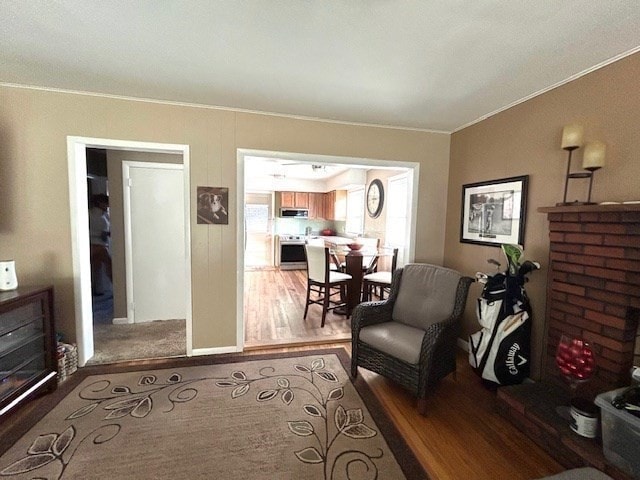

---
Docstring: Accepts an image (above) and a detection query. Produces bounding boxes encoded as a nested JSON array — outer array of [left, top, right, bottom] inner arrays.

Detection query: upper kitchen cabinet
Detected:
[[308, 193, 325, 219], [280, 192, 309, 209], [324, 190, 347, 221]]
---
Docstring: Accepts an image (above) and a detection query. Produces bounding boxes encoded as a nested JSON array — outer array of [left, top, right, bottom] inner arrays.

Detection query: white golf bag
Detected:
[[469, 245, 539, 386]]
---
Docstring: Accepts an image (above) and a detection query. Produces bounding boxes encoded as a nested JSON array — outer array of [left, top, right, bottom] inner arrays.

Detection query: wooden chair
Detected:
[[361, 248, 399, 302], [351, 264, 473, 414], [304, 244, 352, 327]]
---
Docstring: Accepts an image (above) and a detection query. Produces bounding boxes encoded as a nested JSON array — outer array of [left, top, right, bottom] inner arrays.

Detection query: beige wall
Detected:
[[105, 149, 182, 319], [0, 85, 451, 350], [445, 52, 640, 379], [363, 168, 406, 245]]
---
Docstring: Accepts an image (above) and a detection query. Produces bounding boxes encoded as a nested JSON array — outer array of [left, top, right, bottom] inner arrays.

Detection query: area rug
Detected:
[[0, 349, 427, 479]]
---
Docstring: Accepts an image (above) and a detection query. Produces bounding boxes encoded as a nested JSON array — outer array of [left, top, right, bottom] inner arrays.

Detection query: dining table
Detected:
[[332, 246, 394, 315]]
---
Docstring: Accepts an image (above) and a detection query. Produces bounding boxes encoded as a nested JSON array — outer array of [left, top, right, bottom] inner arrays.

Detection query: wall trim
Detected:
[[192, 346, 243, 356], [0, 82, 448, 135], [111, 317, 132, 325], [452, 45, 640, 133]]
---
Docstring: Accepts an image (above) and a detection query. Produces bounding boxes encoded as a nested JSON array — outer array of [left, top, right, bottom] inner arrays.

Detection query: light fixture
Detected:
[[582, 141, 606, 204], [557, 124, 605, 206]]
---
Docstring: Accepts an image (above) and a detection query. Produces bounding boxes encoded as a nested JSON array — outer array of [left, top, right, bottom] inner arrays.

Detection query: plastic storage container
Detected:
[[595, 388, 640, 479]]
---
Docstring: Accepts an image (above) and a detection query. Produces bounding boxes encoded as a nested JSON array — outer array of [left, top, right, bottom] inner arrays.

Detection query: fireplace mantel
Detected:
[[539, 204, 640, 214]]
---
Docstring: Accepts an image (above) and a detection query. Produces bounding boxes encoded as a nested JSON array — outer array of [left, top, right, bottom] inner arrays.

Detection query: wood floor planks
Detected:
[[243, 268, 351, 348], [242, 269, 563, 478]]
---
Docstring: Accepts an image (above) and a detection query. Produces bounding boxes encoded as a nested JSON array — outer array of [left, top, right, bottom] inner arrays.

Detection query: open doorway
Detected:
[[238, 149, 419, 350], [67, 137, 193, 366]]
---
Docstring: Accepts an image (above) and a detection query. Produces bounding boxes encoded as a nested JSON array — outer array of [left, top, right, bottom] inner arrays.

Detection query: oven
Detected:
[[278, 235, 307, 270]]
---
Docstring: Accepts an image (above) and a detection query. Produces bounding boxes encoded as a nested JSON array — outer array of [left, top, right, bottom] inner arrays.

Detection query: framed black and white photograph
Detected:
[[197, 186, 229, 225], [460, 175, 528, 247]]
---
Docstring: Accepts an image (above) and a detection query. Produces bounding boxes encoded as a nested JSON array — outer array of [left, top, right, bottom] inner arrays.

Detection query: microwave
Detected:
[[280, 208, 309, 218]]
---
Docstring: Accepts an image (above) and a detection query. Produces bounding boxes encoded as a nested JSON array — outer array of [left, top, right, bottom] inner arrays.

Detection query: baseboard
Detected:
[[457, 337, 469, 352], [192, 346, 242, 356], [112, 317, 132, 325]]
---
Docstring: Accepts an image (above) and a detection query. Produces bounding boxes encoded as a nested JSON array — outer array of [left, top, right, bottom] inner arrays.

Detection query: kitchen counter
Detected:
[[317, 235, 354, 246]]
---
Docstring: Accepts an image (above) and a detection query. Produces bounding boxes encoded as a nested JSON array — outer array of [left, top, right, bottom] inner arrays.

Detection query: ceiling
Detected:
[[1, 1, 639, 132]]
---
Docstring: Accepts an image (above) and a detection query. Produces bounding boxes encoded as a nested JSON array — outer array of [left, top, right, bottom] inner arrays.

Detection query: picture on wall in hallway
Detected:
[[460, 175, 528, 247], [197, 186, 229, 225]]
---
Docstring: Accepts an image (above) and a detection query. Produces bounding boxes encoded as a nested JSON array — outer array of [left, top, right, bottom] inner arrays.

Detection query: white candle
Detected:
[[582, 141, 606, 170], [561, 124, 584, 149]]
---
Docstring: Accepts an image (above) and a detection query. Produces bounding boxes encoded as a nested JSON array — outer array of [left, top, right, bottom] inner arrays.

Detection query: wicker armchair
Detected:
[[351, 263, 473, 413]]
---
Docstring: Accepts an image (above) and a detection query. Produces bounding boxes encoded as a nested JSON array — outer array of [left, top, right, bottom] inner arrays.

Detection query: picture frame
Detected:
[[197, 186, 229, 225], [460, 175, 528, 247]]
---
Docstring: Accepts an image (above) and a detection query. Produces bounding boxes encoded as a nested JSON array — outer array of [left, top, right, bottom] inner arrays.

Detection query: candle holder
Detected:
[[557, 126, 605, 206], [557, 145, 598, 206]]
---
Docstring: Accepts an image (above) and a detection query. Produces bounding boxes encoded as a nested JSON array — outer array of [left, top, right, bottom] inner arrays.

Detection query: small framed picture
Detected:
[[460, 175, 528, 247], [197, 186, 229, 225]]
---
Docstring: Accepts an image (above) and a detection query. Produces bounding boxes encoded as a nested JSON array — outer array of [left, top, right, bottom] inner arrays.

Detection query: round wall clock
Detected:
[[366, 179, 384, 218]]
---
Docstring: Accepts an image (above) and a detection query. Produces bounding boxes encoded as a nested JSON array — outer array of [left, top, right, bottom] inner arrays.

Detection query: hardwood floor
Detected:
[[241, 269, 563, 478], [243, 268, 352, 348], [1, 343, 564, 479]]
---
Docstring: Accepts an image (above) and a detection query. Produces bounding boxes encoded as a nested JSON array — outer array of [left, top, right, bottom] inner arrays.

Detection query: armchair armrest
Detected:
[[352, 300, 394, 331]]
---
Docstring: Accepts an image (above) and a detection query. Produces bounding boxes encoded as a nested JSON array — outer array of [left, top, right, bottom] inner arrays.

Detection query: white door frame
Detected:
[[122, 161, 186, 324], [67, 136, 192, 366], [236, 149, 419, 350]]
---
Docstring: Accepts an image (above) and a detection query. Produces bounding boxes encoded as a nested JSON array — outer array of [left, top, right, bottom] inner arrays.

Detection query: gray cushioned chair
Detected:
[[351, 263, 473, 413]]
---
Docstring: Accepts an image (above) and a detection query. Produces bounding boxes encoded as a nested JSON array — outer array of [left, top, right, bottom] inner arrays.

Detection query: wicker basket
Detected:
[[57, 342, 78, 383]]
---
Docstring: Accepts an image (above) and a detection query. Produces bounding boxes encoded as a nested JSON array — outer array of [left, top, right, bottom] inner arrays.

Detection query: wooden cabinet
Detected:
[[308, 193, 325, 219], [280, 191, 296, 208], [0, 286, 57, 416], [279, 190, 345, 220], [279, 192, 309, 209], [323, 190, 347, 221]]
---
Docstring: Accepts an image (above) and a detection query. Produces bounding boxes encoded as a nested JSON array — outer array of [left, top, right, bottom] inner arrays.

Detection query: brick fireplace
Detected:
[[496, 204, 640, 477], [541, 204, 640, 395]]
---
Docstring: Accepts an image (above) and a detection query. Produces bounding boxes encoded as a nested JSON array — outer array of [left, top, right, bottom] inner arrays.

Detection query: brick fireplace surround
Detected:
[[497, 204, 640, 479]]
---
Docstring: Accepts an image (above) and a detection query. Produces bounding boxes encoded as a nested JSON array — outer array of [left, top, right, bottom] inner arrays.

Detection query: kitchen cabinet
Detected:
[[279, 192, 309, 209], [324, 190, 347, 221], [0, 286, 57, 416], [308, 193, 325, 219]]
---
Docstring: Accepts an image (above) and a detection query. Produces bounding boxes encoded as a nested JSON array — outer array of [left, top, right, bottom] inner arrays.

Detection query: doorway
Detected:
[[67, 137, 193, 366], [237, 149, 419, 349]]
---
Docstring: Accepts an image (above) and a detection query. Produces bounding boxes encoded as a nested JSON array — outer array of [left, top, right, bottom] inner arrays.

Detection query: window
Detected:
[[385, 173, 409, 263], [245, 204, 269, 233], [345, 187, 365, 235]]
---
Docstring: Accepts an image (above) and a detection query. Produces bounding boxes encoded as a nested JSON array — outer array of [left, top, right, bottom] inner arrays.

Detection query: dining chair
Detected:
[[306, 237, 341, 271], [361, 248, 399, 301], [304, 244, 352, 327]]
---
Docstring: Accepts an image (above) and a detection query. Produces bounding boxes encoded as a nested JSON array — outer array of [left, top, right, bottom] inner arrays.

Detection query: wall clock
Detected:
[[366, 179, 384, 218]]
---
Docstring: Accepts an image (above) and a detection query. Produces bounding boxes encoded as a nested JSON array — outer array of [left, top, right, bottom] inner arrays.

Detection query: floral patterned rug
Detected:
[[0, 349, 427, 479]]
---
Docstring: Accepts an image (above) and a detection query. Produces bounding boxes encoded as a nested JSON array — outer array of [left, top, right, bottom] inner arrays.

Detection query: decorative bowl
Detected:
[[320, 229, 335, 236]]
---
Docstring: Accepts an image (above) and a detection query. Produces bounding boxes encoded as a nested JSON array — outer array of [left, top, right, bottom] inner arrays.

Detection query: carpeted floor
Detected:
[[90, 319, 186, 365], [0, 349, 426, 480]]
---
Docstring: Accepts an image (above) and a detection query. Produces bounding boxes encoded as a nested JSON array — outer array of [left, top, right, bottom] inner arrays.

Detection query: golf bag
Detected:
[[469, 245, 539, 386]]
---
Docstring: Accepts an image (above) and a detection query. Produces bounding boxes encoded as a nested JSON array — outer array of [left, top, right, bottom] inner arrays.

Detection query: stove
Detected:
[[279, 234, 305, 245], [278, 234, 307, 269]]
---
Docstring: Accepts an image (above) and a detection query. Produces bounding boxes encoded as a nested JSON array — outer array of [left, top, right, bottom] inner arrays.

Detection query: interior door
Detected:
[[123, 162, 186, 323]]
